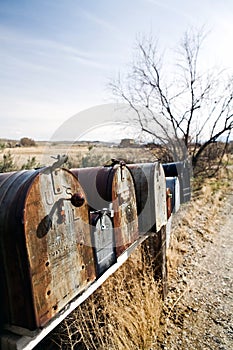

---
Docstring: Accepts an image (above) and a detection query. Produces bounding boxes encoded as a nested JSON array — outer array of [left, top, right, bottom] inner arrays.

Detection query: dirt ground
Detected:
[[159, 185, 233, 349]]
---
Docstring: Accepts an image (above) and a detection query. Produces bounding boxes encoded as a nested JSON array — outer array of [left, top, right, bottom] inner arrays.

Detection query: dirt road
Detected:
[[159, 191, 233, 349]]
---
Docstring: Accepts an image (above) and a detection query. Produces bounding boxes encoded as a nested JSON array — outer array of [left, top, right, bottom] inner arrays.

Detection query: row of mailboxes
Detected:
[[0, 160, 191, 335], [71, 162, 169, 276], [0, 166, 96, 332]]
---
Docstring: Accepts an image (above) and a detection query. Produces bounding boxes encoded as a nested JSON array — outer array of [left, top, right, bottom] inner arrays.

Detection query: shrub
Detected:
[[80, 152, 109, 168], [0, 151, 17, 172], [0, 143, 6, 151], [21, 156, 40, 170], [20, 137, 36, 147]]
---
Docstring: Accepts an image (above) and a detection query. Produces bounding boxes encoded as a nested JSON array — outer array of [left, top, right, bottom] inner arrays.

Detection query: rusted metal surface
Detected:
[[162, 161, 191, 203], [71, 163, 139, 257], [128, 162, 167, 234], [166, 176, 181, 213], [0, 167, 95, 331], [111, 164, 139, 256], [166, 188, 172, 219]]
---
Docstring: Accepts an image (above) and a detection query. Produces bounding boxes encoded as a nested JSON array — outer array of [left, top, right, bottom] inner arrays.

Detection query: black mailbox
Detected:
[[162, 161, 191, 203]]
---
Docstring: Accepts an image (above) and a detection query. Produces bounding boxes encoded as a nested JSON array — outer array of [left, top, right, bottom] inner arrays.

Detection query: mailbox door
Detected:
[[129, 163, 167, 234], [153, 163, 167, 232], [174, 177, 181, 212], [24, 168, 96, 328], [112, 165, 139, 257], [127, 164, 153, 234], [91, 212, 116, 276], [166, 177, 181, 213]]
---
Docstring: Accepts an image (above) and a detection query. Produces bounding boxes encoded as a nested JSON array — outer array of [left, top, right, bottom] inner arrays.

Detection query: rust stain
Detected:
[[166, 188, 172, 219], [111, 165, 139, 257], [24, 168, 96, 327], [0, 168, 96, 331], [71, 165, 139, 258]]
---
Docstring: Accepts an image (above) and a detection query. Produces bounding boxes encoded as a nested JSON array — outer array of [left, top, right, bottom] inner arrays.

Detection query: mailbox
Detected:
[[162, 161, 191, 203], [0, 166, 95, 332], [71, 162, 139, 258], [128, 162, 167, 234], [166, 177, 181, 213]]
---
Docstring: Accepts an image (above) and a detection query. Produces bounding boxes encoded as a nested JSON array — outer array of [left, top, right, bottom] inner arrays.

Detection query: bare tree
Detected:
[[110, 29, 233, 176]]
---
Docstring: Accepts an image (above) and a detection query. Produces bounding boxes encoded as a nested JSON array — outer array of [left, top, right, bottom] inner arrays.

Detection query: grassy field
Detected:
[[0, 141, 162, 170]]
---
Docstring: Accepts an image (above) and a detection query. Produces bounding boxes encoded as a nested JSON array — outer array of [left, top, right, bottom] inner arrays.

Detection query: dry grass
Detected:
[[38, 248, 162, 350]]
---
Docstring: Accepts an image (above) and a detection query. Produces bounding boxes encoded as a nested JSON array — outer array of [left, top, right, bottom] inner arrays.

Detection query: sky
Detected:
[[0, 0, 233, 142]]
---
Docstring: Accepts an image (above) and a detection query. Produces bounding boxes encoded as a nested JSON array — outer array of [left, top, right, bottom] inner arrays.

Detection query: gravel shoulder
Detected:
[[159, 187, 233, 349]]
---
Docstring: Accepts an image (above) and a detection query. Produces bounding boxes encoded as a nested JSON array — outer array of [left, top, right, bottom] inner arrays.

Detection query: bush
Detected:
[[80, 152, 109, 168], [20, 137, 36, 147], [227, 141, 233, 154], [0, 143, 6, 151], [0, 151, 17, 172], [21, 156, 40, 170], [194, 142, 229, 178]]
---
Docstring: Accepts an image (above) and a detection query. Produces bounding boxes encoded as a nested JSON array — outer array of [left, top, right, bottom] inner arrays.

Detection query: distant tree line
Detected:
[[0, 137, 36, 149]]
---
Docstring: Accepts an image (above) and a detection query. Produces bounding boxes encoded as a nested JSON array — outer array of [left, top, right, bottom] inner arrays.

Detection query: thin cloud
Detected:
[[79, 8, 118, 33], [143, 0, 194, 21], [0, 25, 118, 71]]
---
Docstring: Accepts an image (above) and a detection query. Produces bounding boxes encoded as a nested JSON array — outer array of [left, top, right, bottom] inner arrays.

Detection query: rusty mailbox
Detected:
[[71, 162, 139, 260], [0, 165, 95, 332], [128, 162, 167, 234]]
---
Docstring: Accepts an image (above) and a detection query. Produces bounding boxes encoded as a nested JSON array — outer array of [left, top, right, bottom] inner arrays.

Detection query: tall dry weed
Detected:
[[45, 248, 162, 350]]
